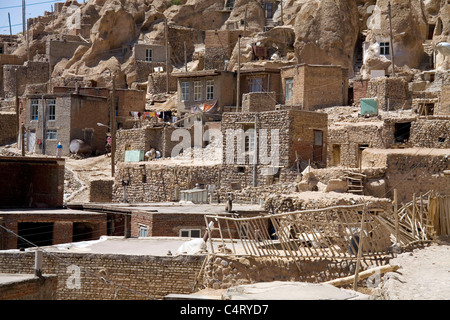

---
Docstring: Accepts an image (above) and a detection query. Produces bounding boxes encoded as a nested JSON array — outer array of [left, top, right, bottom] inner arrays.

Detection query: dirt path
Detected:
[[379, 241, 450, 300], [64, 154, 113, 203]]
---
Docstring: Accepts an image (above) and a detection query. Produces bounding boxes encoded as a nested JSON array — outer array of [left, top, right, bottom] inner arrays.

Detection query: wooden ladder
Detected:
[[344, 171, 366, 195]]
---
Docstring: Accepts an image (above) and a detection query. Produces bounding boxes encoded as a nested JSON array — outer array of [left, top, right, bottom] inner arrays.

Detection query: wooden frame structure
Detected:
[[204, 204, 393, 270]]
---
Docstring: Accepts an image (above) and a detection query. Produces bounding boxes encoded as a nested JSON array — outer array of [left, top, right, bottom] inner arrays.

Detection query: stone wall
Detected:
[[0, 251, 205, 300], [438, 84, 450, 115], [113, 162, 221, 203], [367, 77, 409, 111], [203, 255, 364, 289], [0, 111, 17, 146], [3, 61, 49, 98], [242, 92, 276, 112], [409, 118, 450, 148], [0, 54, 24, 97], [362, 149, 450, 202]]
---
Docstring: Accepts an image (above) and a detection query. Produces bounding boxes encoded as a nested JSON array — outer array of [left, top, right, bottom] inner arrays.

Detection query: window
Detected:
[[379, 42, 390, 55], [181, 82, 189, 101], [139, 225, 148, 237], [0, 47, 3, 54], [243, 124, 255, 153], [250, 78, 263, 92], [46, 129, 57, 140], [179, 229, 201, 238], [194, 81, 202, 101], [31, 99, 39, 120], [206, 80, 214, 100], [285, 78, 294, 101], [48, 99, 56, 120], [145, 49, 152, 62]]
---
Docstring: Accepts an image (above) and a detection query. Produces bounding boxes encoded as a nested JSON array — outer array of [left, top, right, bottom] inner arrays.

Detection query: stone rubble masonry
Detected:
[[438, 84, 450, 115], [328, 117, 450, 168], [361, 148, 450, 203], [0, 54, 24, 97], [0, 251, 206, 300], [89, 179, 114, 203], [366, 77, 409, 111], [3, 61, 49, 98]]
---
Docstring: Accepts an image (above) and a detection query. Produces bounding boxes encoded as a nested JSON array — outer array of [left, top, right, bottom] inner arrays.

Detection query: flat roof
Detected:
[[68, 202, 266, 216], [0, 208, 105, 217], [10, 236, 246, 256]]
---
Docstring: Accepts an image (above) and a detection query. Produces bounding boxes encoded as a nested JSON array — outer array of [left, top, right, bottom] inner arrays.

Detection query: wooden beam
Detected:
[[324, 264, 400, 288]]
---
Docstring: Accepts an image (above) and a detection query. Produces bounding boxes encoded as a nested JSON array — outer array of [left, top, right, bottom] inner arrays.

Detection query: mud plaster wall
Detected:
[[362, 149, 450, 202], [203, 255, 376, 290], [0, 112, 17, 146]]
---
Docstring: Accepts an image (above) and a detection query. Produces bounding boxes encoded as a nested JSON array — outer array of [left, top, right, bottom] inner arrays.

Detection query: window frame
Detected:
[[206, 80, 214, 100], [285, 78, 294, 101], [31, 99, 39, 121], [379, 42, 390, 56], [194, 81, 202, 101], [48, 99, 56, 121], [46, 129, 57, 141], [179, 229, 202, 238], [181, 81, 190, 101], [138, 224, 149, 237], [145, 49, 153, 62], [250, 78, 263, 93]]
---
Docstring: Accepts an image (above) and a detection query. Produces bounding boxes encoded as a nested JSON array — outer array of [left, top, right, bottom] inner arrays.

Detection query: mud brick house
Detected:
[[0, 54, 24, 98], [204, 30, 250, 70], [23, 92, 109, 156], [173, 70, 236, 126], [220, 109, 328, 191], [2, 61, 49, 99], [327, 114, 450, 168], [53, 86, 146, 130], [238, 67, 283, 107], [124, 43, 167, 83], [280, 64, 349, 110]]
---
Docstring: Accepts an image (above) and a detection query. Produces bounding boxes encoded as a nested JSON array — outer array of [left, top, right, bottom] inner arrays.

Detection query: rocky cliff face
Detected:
[[13, 0, 450, 89]]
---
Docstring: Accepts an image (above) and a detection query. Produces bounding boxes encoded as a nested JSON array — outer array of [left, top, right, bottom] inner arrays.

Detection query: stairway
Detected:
[[344, 171, 366, 195]]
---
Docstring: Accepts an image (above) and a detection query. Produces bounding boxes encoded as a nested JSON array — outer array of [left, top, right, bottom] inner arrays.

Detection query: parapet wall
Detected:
[[0, 251, 205, 300]]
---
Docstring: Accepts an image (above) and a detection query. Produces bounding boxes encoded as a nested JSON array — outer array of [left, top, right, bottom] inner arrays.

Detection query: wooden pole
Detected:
[[412, 193, 416, 239], [353, 205, 366, 291], [165, 18, 170, 94], [394, 189, 399, 244], [236, 35, 241, 112], [325, 264, 399, 287], [184, 41, 187, 72], [21, 124, 25, 156], [8, 13, 13, 44], [387, 2, 396, 77], [110, 75, 116, 177]]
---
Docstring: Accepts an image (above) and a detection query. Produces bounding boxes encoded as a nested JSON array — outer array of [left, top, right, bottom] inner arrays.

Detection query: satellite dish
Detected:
[[436, 42, 450, 57]]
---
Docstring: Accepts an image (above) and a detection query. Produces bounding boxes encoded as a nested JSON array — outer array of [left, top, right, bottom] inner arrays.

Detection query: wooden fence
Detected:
[[204, 204, 392, 267]]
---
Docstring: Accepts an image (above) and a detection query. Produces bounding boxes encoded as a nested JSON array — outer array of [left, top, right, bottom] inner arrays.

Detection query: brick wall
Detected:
[[0, 274, 57, 300], [281, 64, 346, 110], [0, 251, 205, 300], [437, 84, 450, 115]]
